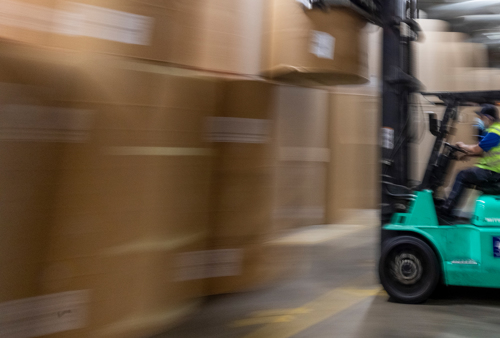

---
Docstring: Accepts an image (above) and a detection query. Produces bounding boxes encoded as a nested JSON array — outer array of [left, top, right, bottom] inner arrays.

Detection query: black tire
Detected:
[[379, 236, 440, 304]]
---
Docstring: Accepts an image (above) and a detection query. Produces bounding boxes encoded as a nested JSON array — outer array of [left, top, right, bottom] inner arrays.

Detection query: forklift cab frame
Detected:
[[307, 0, 500, 303]]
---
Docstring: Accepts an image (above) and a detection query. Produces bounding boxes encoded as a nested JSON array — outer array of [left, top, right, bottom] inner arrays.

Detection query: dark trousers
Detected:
[[444, 167, 500, 213]]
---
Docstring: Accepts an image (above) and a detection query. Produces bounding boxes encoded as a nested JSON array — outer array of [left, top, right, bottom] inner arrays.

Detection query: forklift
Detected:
[[308, 0, 500, 303], [380, 90, 500, 303]]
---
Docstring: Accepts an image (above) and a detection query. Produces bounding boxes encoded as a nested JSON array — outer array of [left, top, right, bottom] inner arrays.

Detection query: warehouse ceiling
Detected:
[[421, 0, 500, 35]]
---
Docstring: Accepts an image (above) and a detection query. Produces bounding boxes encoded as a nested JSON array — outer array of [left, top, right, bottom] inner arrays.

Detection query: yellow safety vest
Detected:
[[477, 122, 500, 173]]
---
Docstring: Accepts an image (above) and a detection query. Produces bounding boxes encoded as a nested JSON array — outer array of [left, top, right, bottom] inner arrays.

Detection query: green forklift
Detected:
[[379, 91, 500, 304]]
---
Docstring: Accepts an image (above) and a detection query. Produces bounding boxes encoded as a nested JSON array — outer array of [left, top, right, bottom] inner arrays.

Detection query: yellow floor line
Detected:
[[239, 276, 381, 338], [251, 308, 312, 317], [231, 315, 295, 328]]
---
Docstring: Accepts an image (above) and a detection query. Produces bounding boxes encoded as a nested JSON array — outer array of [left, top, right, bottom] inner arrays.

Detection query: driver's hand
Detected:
[[456, 141, 466, 149]]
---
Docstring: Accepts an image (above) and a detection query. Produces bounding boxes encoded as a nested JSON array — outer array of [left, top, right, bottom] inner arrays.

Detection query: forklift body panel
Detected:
[[385, 191, 500, 288]]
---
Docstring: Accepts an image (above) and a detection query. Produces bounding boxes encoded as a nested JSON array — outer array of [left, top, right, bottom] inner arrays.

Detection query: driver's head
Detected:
[[476, 104, 498, 127]]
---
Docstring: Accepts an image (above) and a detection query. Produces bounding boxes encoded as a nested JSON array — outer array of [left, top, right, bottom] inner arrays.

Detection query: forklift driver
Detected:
[[438, 104, 500, 220]]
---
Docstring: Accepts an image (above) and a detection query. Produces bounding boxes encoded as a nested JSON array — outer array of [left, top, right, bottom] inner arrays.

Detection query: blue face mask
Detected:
[[474, 117, 485, 131], [474, 118, 487, 141]]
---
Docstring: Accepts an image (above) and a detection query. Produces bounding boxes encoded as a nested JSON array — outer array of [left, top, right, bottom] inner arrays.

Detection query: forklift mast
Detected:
[[379, 0, 420, 228], [309, 0, 420, 231]]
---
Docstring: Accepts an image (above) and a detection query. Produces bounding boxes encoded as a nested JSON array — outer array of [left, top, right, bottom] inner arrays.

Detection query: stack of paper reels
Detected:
[[414, 19, 488, 92], [261, 0, 370, 86]]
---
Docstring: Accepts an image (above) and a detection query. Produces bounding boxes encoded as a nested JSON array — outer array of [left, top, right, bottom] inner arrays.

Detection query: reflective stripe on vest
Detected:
[[477, 122, 500, 173]]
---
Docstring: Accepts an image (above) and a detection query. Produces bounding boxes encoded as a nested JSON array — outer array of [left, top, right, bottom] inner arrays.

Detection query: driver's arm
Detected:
[[457, 142, 483, 155], [457, 132, 500, 156]]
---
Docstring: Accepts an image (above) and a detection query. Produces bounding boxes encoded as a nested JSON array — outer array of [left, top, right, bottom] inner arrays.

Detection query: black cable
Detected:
[[382, 181, 413, 191], [383, 186, 415, 199]]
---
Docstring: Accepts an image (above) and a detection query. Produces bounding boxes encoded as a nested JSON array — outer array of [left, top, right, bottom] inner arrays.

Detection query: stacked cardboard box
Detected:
[[0, 0, 56, 46], [262, 0, 369, 86], [273, 85, 329, 231], [0, 45, 219, 338], [0, 45, 92, 337], [206, 80, 278, 294], [413, 19, 488, 92], [1, 0, 270, 75], [168, 0, 269, 75], [50, 56, 218, 338], [1, 0, 372, 84], [327, 90, 380, 223], [0, 45, 77, 310]]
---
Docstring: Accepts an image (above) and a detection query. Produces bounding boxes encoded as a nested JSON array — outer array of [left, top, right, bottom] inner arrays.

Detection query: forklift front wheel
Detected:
[[379, 236, 440, 304]]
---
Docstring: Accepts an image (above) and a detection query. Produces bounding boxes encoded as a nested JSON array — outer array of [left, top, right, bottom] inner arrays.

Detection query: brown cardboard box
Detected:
[[71, 59, 218, 244], [327, 92, 380, 223], [0, 44, 99, 338], [273, 162, 310, 230], [169, 0, 269, 75], [40, 237, 207, 338], [0, 0, 56, 46], [50, 0, 269, 74], [0, 49, 218, 337], [262, 0, 369, 86], [300, 162, 328, 225], [205, 238, 302, 295], [54, 57, 218, 337], [209, 80, 277, 241], [206, 82, 325, 295], [50, 0, 174, 62], [413, 24, 488, 92], [0, 44, 86, 307], [273, 163, 328, 231], [273, 85, 329, 230]]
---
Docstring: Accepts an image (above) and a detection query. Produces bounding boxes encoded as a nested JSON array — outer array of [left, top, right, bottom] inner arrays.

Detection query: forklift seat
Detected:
[[475, 182, 500, 195]]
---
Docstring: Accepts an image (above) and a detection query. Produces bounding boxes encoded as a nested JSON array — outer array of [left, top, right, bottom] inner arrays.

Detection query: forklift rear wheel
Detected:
[[379, 236, 440, 304]]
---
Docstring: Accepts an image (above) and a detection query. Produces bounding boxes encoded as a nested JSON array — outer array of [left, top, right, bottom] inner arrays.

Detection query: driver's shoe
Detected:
[[436, 206, 456, 225], [434, 198, 446, 208]]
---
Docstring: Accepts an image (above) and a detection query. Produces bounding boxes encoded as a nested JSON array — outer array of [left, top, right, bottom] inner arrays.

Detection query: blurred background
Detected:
[[1, 0, 500, 337]]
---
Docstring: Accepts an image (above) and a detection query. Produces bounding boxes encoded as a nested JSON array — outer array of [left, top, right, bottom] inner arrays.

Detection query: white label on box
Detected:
[[310, 31, 335, 60], [381, 127, 394, 149], [54, 2, 154, 45], [174, 249, 244, 281], [0, 103, 94, 142], [0, 290, 89, 338], [0, 0, 55, 32], [205, 117, 271, 144]]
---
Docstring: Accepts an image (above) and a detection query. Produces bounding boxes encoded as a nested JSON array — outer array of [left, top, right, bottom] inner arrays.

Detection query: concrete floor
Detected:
[[153, 210, 500, 338]]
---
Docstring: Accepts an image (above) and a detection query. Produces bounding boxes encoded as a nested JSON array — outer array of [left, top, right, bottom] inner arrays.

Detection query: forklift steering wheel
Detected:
[[444, 142, 468, 154]]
